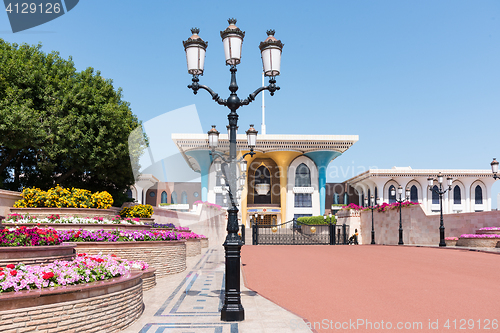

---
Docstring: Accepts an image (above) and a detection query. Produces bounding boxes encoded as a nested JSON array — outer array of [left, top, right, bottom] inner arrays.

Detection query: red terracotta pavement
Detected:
[[241, 245, 500, 332]]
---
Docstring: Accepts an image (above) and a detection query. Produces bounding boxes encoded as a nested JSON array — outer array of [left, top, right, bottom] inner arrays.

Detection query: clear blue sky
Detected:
[[1, 0, 499, 206]]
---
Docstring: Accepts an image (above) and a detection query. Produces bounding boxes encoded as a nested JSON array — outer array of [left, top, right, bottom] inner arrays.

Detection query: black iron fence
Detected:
[[252, 219, 349, 245]]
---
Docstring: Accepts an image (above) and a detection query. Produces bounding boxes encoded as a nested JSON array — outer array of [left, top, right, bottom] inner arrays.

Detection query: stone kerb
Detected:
[[185, 238, 201, 257], [73, 240, 186, 278], [0, 271, 143, 332], [0, 243, 76, 266], [359, 206, 500, 245], [10, 207, 120, 220]]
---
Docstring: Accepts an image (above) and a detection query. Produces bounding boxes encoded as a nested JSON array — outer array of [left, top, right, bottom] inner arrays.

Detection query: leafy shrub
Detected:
[[296, 215, 336, 225], [119, 204, 154, 218]]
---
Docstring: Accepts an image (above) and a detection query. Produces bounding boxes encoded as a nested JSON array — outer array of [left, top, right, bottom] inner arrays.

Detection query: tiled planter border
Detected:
[[185, 238, 201, 257], [456, 238, 500, 248], [0, 271, 143, 332], [475, 229, 500, 235], [0, 244, 76, 266], [74, 240, 186, 278]]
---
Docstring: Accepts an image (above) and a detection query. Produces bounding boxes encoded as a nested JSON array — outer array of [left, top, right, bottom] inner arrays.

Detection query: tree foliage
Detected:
[[0, 39, 146, 205]]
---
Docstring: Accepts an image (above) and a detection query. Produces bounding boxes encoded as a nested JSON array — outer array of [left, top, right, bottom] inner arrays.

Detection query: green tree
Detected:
[[0, 39, 146, 205]]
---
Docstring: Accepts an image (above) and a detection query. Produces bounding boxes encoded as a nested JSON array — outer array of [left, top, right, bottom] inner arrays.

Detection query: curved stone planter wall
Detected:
[[2, 222, 151, 231], [141, 268, 157, 291], [10, 207, 121, 220], [0, 244, 76, 266], [201, 238, 209, 248], [456, 238, 500, 248], [445, 239, 458, 247], [74, 240, 186, 278], [0, 271, 143, 333], [185, 238, 201, 257]]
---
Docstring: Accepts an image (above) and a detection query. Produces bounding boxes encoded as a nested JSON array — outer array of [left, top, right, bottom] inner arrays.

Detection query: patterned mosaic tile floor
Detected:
[[122, 223, 312, 333]]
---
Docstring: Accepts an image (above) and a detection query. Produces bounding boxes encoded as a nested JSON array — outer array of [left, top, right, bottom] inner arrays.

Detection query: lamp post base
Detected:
[[220, 241, 244, 322]]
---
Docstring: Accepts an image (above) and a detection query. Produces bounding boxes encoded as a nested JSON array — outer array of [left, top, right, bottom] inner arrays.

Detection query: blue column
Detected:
[[304, 151, 341, 215], [185, 150, 212, 202]]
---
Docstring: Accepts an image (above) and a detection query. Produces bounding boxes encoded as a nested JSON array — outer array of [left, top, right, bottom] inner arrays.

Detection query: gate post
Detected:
[[328, 223, 332, 245], [342, 223, 347, 245], [241, 225, 245, 245], [329, 223, 335, 245], [252, 223, 259, 245]]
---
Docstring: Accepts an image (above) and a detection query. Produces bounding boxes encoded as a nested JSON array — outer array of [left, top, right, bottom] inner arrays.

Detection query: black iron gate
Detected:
[[252, 219, 349, 245]]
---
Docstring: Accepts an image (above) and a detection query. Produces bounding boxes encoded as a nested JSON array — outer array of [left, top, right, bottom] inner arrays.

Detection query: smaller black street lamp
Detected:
[[491, 158, 499, 180], [364, 195, 380, 245], [428, 173, 453, 247], [392, 185, 410, 245]]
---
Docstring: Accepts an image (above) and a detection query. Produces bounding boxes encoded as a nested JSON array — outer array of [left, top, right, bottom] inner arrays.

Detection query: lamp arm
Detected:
[[241, 77, 280, 105], [188, 76, 226, 105], [209, 151, 230, 164]]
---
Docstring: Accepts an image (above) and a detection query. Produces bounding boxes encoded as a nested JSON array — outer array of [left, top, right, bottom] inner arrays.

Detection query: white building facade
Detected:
[[346, 167, 497, 214]]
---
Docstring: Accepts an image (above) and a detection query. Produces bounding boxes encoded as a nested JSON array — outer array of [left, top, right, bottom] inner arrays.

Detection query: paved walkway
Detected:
[[121, 225, 311, 333], [241, 244, 500, 333]]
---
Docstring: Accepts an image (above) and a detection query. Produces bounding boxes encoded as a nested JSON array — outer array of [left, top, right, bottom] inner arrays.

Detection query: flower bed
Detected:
[[4, 213, 144, 225], [341, 201, 419, 212], [456, 234, 500, 247], [0, 253, 148, 293], [476, 227, 500, 235], [13, 186, 113, 209], [1, 226, 61, 247], [57, 229, 181, 242], [119, 204, 154, 218], [10, 207, 120, 220], [0, 271, 144, 332], [149, 222, 176, 229], [73, 241, 186, 278]]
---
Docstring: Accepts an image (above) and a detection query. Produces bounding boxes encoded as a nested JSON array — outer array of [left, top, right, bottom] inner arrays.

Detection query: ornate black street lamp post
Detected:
[[183, 19, 283, 322], [364, 195, 380, 245], [491, 158, 499, 180], [427, 173, 453, 247], [392, 185, 410, 245]]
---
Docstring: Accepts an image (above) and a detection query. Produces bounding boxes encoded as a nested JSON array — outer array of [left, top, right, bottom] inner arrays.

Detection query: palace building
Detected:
[[171, 133, 358, 226]]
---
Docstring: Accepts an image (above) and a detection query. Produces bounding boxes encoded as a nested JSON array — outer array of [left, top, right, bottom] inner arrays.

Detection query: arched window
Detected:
[[171, 191, 178, 204], [126, 189, 133, 198], [475, 185, 483, 204], [389, 185, 396, 203], [181, 191, 188, 204], [333, 193, 339, 205], [294, 163, 312, 207], [410, 185, 418, 203], [254, 165, 271, 204], [453, 186, 461, 205], [432, 186, 439, 204], [161, 191, 168, 204], [375, 187, 378, 202], [295, 163, 311, 187]]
